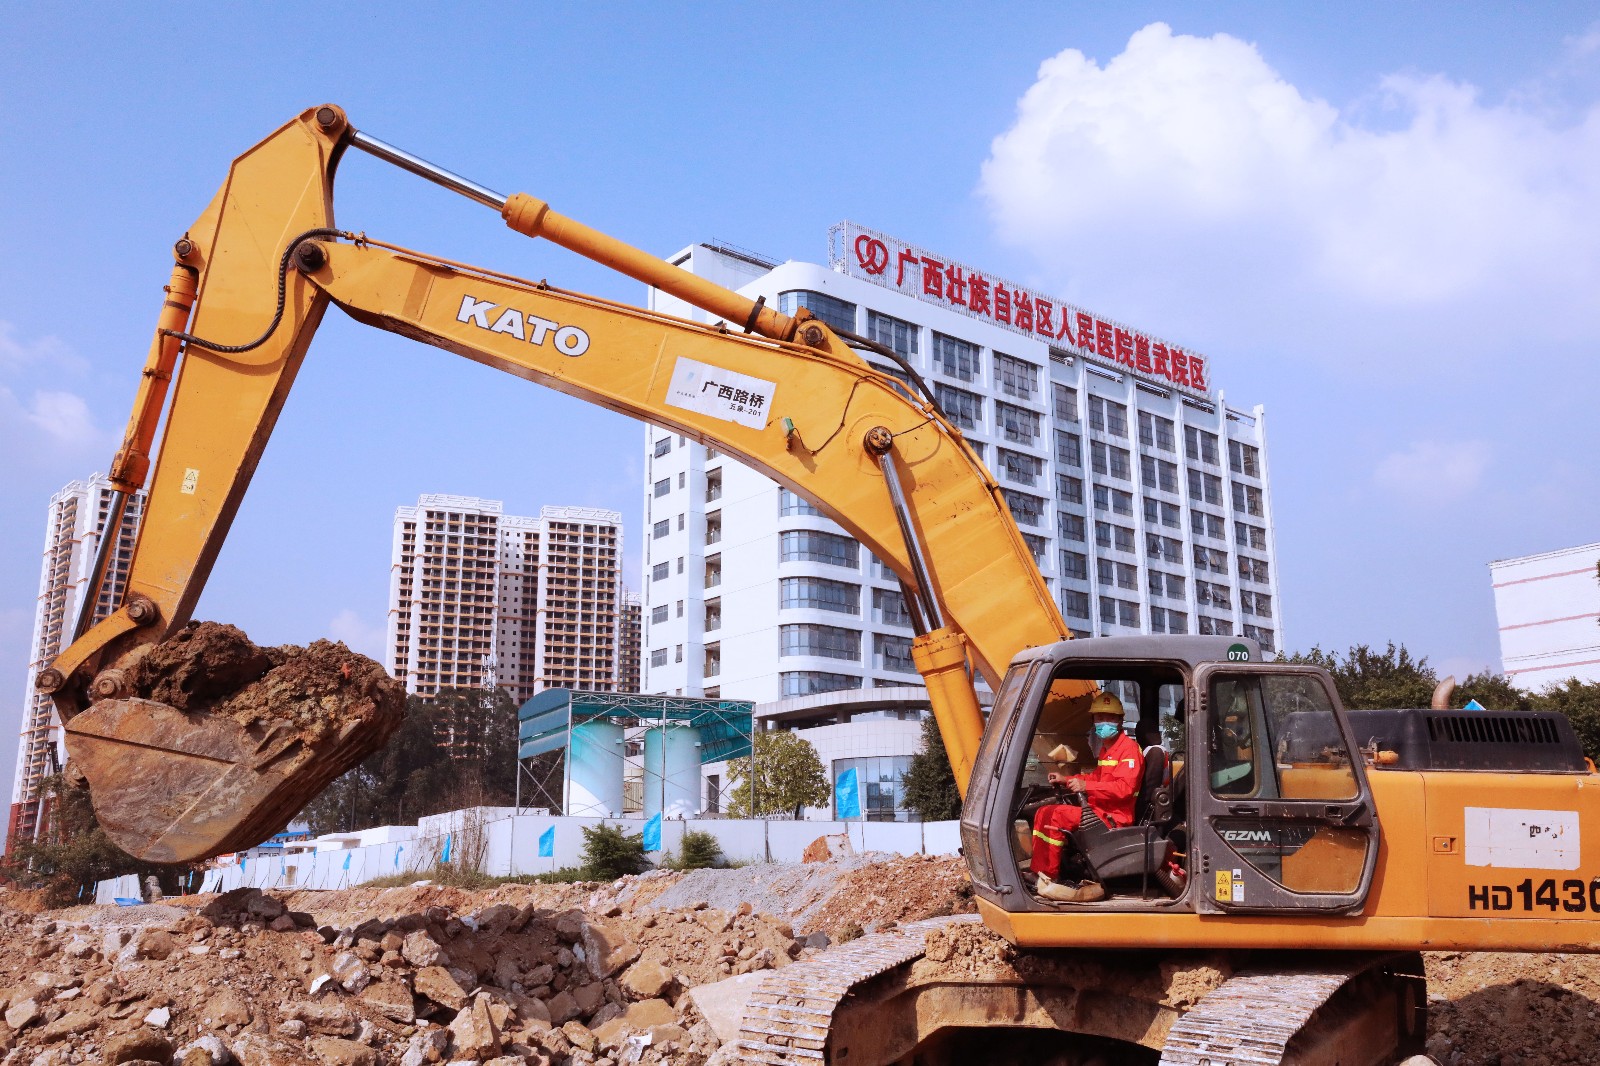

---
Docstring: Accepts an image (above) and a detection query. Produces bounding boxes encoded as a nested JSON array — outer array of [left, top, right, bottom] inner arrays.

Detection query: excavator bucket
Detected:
[[58, 621, 404, 864]]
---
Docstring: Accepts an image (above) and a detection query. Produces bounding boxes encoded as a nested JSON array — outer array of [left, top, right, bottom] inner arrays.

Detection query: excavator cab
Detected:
[[961, 635, 1382, 922]]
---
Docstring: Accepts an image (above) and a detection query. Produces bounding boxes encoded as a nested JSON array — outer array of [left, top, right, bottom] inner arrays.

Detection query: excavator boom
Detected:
[[45, 105, 1072, 863]]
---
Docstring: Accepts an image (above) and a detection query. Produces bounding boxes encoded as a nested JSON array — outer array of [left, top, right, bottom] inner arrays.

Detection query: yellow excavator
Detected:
[[42, 106, 1600, 1064]]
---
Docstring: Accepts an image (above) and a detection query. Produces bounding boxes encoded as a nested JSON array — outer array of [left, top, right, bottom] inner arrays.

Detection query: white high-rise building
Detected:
[[1490, 542, 1600, 690], [386, 496, 631, 703], [640, 225, 1281, 710], [10, 474, 145, 851]]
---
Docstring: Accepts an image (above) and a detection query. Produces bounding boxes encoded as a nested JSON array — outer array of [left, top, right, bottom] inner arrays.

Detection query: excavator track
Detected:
[[733, 917, 1424, 1066]]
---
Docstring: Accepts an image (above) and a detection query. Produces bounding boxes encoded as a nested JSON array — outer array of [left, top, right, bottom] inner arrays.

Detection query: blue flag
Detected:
[[240, 857, 247, 875], [1464, 699, 1486, 711], [642, 813, 662, 853], [836, 767, 861, 819], [394, 845, 404, 869], [538, 826, 555, 858], [342, 852, 351, 871], [441, 834, 453, 863]]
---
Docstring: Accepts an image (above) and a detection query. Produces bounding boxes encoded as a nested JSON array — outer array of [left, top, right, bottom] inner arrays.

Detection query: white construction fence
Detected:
[[96, 810, 961, 902]]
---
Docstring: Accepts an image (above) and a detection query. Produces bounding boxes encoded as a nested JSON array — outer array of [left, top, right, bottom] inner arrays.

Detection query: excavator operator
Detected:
[[1029, 692, 1145, 902]]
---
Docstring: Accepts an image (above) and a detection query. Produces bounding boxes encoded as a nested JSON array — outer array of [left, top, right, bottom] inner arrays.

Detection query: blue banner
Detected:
[[394, 845, 404, 869], [1464, 699, 1486, 711], [643, 813, 662, 853], [836, 767, 861, 819], [441, 834, 453, 863], [342, 852, 351, 871], [538, 826, 555, 858]]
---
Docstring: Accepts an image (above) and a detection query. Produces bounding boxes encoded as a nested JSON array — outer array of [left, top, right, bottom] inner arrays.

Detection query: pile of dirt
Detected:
[[126, 621, 402, 745], [1423, 952, 1600, 1065]]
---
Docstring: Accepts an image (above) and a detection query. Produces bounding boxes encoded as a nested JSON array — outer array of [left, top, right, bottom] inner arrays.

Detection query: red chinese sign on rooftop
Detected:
[[828, 221, 1211, 398]]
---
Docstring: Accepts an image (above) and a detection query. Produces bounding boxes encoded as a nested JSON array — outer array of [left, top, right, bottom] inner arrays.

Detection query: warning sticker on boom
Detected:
[[665, 357, 775, 430], [1465, 807, 1579, 870]]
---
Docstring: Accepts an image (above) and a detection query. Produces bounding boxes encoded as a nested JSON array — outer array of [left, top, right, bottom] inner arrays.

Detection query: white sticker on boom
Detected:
[[664, 357, 774, 430], [181, 468, 199, 495], [1464, 807, 1580, 870]]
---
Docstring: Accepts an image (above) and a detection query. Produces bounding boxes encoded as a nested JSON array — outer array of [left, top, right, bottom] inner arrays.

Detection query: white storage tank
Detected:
[[643, 726, 701, 820], [565, 721, 625, 816]]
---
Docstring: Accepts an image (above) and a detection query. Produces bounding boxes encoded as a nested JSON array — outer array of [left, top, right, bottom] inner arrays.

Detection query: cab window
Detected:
[[1208, 673, 1357, 801]]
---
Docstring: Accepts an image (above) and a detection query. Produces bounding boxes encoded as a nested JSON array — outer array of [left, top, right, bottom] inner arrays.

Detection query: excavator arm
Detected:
[[45, 105, 1076, 862]]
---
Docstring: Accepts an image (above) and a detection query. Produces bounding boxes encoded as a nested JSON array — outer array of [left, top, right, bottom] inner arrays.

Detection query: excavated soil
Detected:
[[0, 857, 1594, 1064], [126, 621, 403, 746]]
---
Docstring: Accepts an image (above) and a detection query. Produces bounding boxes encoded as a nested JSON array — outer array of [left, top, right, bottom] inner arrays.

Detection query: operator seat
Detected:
[[1068, 739, 1175, 888]]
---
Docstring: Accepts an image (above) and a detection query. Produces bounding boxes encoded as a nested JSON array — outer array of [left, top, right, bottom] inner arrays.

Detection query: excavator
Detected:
[[41, 105, 1600, 1064]]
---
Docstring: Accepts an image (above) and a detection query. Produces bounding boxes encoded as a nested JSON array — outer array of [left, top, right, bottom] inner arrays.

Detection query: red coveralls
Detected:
[[1030, 730, 1144, 879]]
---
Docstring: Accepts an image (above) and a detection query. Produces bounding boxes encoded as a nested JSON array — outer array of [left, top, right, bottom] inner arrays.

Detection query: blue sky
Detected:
[[3, 4, 1598, 811]]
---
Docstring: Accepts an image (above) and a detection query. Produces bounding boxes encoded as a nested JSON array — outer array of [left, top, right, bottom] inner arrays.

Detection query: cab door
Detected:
[[1189, 663, 1380, 915]]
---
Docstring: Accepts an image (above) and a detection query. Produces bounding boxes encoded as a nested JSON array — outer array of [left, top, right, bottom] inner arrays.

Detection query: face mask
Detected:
[[1093, 721, 1120, 740]]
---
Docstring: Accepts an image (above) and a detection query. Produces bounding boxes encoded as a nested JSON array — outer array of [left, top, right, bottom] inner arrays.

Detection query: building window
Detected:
[[1091, 441, 1132, 481], [1059, 550, 1088, 580], [653, 478, 670, 498], [652, 519, 670, 540], [782, 671, 862, 697], [1092, 484, 1133, 516], [1185, 426, 1220, 465], [1197, 580, 1232, 610], [675, 644, 684, 663], [1088, 396, 1129, 438], [999, 449, 1043, 486], [1053, 384, 1079, 423], [1055, 430, 1082, 469], [1229, 439, 1261, 478], [1149, 570, 1186, 599], [780, 488, 821, 517], [1021, 532, 1047, 565], [1235, 522, 1267, 550], [875, 634, 916, 674], [873, 588, 912, 628], [1193, 544, 1230, 575], [653, 437, 671, 458], [1057, 474, 1084, 505], [780, 530, 859, 568], [1096, 521, 1135, 553], [1187, 468, 1223, 506], [706, 469, 722, 502], [1243, 624, 1276, 652], [1198, 614, 1234, 636], [933, 382, 983, 430], [866, 309, 919, 359], [651, 562, 670, 581], [932, 332, 980, 381], [1238, 556, 1271, 584], [780, 623, 861, 662], [993, 353, 1039, 400], [1241, 590, 1274, 619], [1141, 455, 1179, 494], [1138, 411, 1176, 452], [1151, 606, 1189, 634], [1146, 532, 1182, 564], [1061, 588, 1090, 619], [650, 648, 668, 667], [1192, 509, 1226, 540], [1099, 595, 1139, 628], [781, 576, 860, 614], [1144, 498, 1181, 529], [1231, 482, 1264, 517], [996, 402, 1040, 445], [1003, 489, 1045, 528], [779, 290, 857, 334], [651, 604, 669, 624], [832, 755, 913, 820], [1058, 512, 1086, 542]]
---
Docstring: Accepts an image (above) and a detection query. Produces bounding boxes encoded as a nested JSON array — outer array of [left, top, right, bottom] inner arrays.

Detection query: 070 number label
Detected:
[[1467, 876, 1600, 913]]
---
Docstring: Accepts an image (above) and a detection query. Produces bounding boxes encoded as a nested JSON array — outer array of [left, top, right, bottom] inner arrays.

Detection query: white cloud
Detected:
[[0, 321, 86, 376], [0, 385, 111, 468], [1373, 439, 1490, 505], [327, 608, 386, 660], [979, 24, 1600, 365]]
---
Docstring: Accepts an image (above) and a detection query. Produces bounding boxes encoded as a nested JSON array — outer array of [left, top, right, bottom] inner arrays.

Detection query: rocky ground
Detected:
[[0, 854, 1590, 1065]]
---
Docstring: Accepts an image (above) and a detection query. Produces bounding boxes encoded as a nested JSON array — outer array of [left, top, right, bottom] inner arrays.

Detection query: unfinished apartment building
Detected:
[[9, 474, 145, 853], [386, 495, 631, 707]]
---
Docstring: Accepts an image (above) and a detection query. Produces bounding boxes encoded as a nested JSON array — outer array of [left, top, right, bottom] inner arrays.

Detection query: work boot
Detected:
[[1035, 874, 1104, 903]]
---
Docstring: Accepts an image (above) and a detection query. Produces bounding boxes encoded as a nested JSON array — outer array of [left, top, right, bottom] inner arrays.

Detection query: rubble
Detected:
[[0, 855, 1590, 1064]]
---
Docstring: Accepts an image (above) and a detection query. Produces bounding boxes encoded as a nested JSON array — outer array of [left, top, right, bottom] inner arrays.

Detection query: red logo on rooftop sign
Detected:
[[831, 222, 1209, 396]]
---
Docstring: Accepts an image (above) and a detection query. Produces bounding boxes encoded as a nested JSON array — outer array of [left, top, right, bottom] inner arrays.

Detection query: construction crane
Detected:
[[41, 105, 1600, 1064]]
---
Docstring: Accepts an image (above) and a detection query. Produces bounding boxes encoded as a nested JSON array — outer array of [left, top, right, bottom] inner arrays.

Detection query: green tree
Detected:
[[726, 730, 830, 818], [1287, 643, 1438, 709], [1453, 670, 1527, 711], [668, 829, 726, 870], [301, 685, 521, 835], [579, 823, 650, 880], [8, 775, 182, 906], [1531, 679, 1600, 764], [901, 716, 962, 822]]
